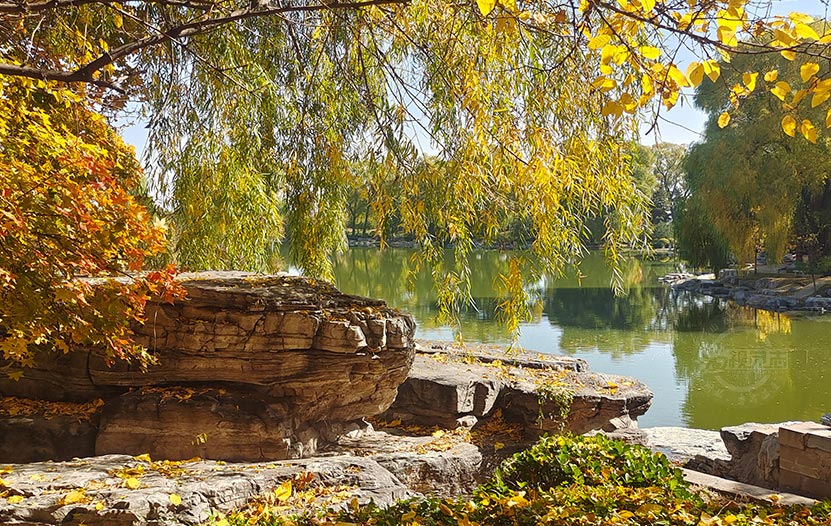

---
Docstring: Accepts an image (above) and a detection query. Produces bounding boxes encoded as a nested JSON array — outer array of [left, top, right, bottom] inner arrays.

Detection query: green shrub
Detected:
[[484, 434, 692, 498]]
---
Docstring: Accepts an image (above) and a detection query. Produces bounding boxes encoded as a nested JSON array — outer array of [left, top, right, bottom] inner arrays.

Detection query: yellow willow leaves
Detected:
[[639, 46, 661, 59], [771, 81, 791, 101], [703, 60, 721, 82], [588, 34, 612, 50], [591, 76, 617, 92], [476, 0, 496, 16], [794, 23, 820, 40], [813, 80, 831, 108], [801, 63, 820, 82], [800, 119, 817, 143], [667, 65, 689, 87], [687, 62, 704, 87], [765, 70, 779, 82], [781, 50, 797, 61], [718, 112, 731, 128], [743, 72, 758, 92], [782, 115, 797, 136]]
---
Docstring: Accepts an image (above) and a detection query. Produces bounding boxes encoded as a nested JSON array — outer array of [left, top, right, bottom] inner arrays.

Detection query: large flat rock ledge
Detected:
[[381, 342, 653, 438], [0, 272, 416, 463]]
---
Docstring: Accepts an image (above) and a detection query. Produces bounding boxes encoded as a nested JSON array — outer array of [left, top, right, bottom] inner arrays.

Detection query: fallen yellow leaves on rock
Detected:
[[0, 396, 103, 421], [125, 477, 141, 490], [7, 495, 23, 504], [59, 489, 89, 505], [169, 493, 182, 506]]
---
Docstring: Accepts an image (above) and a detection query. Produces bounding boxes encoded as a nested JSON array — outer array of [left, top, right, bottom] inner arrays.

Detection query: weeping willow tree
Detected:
[[3, 0, 831, 329], [135, 2, 653, 326], [682, 42, 831, 270]]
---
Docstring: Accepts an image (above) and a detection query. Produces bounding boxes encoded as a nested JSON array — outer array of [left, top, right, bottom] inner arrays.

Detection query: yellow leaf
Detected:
[[476, 0, 496, 16], [781, 50, 797, 61], [718, 112, 731, 128], [7, 495, 23, 504], [494, 442, 505, 451], [703, 60, 721, 82], [169, 493, 182, 506], [686, 62, 704, 87], [668, 65, 689, 87], [795, 23, 820, 40], [134, 453, 151, 463], [801, 119, 817, 143], [782, 115, 797, 136], [215, 520, 230, 526], [125, 477, 141, 490], [771, 81, 791, 101], [641, 74, 653, 95], [588, 34, 612, 50], [601, 100, 622, 117], [789, 12, 815, 25], [641, 0, 655, 13], [639, 46, 661, 59], [402, 511, 416, 521], [764, 69, 779, 82], [61, 489, 88, 505], [114, 13, 123, 28], [274, 480, 292, 503], [7, 370, 23, 381], [743, 72, 758, 91], [801, 63, 820, 82], [724, 514, 739, 524], [826, 108, 831, 128], [95, 501, 105, 511]]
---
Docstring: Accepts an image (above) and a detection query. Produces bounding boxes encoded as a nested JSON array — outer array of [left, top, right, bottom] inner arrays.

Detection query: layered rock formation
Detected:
[[382, 342, 653, 438], [0, 454, 413, 526], [0, 272, 416, 462]]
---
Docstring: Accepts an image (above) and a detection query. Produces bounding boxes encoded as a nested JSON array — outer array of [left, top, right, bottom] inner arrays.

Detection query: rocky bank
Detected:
[[662, 272, 831, 313]]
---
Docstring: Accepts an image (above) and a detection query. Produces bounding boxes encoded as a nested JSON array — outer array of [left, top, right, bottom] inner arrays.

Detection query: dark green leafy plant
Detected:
[[483, 434, 692, 499]]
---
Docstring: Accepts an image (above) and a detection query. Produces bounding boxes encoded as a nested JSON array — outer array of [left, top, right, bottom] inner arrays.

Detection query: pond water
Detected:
[[328, 248, 831, 430]]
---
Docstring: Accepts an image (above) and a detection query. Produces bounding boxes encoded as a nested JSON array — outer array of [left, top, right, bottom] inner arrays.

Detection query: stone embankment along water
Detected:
[[0, 272, 417, 462], [643, 421, 831, 501], [661, 272, 831, 313]]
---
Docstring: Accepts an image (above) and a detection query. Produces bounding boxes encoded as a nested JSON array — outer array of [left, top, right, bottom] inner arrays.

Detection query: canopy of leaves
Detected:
[[0, 78, 180, 368], [680, 44, 831, 269], [3, 0, 831, 329]]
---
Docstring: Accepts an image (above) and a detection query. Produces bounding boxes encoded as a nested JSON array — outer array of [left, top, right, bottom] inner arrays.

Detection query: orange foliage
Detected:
[[0, 78, 183, 368]]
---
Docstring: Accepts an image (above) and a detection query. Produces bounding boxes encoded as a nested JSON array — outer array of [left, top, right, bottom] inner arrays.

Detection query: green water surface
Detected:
[[329, 248, 831, 430]]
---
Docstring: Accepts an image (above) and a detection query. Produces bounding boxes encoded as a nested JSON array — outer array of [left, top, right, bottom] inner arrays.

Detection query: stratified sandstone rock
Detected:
[[0, 272, 416, 462], [382, 343, 652, 438], [335, 430, 484, 496], [0, 454, 412, 526]]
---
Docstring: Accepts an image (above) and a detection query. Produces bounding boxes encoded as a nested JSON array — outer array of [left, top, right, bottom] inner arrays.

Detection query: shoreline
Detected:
[[661, 272, 831, 315]]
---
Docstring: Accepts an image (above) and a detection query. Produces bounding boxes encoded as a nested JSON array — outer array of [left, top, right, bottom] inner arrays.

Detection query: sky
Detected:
[[121, 0, 828, 157]]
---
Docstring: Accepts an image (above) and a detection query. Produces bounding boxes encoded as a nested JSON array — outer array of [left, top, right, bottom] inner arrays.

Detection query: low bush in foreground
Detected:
[[221, 434, 831, 526]]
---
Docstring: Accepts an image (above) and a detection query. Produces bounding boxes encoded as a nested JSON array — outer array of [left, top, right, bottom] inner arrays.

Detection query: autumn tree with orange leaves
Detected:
[[0, 79, 181, 370]]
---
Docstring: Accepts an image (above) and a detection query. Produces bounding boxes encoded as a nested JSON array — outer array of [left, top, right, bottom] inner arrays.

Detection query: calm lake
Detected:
[[328, 248, 831, 430]]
